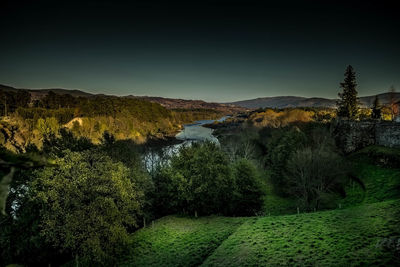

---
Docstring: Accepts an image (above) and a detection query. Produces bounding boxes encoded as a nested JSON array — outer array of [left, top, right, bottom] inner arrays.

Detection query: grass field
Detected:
[[123, 147, 400, 266], [340, 162, 400, 208], [203, 200, 400, 266], [121, 216, 248, 267]]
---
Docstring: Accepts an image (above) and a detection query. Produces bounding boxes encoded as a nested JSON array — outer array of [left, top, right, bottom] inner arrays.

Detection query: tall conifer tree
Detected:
[[337, 65, 359, 119]]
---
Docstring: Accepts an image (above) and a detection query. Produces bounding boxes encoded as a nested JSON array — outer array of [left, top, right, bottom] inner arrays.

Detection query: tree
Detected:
[[389, 85, 396, 120], [15, 90, 31, 108], [156, 141, 235, 216], [232, 159, 265, 216], [41, 128, 93, 157], [101, 131, 115, 146], [28, 150, 143, 265], [261, 126, 307, 195], [36, 117, 59, 139], [285, 146, 347, 211], [371, 95, 381, 119], [337, 65, 360, 119], [0, 148, 50, 215]]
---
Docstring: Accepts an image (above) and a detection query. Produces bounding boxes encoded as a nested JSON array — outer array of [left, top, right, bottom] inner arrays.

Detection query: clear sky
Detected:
[[1, 0, 399, 102]]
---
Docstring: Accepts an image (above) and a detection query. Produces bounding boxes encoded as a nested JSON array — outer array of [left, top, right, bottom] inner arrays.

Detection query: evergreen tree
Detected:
[[337, 65, 359, 119], [371, 95, 381, 119], [389, 85, 396, 120]]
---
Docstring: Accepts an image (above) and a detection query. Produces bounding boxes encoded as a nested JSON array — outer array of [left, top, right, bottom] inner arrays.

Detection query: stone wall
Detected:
[[334, 120, 400, 153], [376, 122, 400, 148]]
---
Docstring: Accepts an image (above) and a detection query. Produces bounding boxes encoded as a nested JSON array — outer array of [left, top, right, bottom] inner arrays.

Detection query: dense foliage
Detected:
[[0, 89, 31, 116], [30, 150, 142, 265], [257, 123, 349, 210], [153, 142, 265, 217], [0, 131, 151, 266], [0, 91, 224, 151], [285, 146, 347, 210], [231, 159, 265, 215]]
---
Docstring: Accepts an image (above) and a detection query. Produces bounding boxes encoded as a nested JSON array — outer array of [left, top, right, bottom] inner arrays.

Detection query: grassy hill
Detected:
[[203, 200, 400, 266], [120, 216, 247, 267], [122, 148, 400, 266]]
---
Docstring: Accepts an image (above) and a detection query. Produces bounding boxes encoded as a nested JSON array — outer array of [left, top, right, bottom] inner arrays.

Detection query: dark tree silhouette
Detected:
[[337, 65, 359, 119], [389, 85, 396, 120], [371, 95, 381, 119]]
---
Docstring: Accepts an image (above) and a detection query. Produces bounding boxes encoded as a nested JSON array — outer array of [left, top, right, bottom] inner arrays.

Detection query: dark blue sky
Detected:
[[1, 0, 399, 102]]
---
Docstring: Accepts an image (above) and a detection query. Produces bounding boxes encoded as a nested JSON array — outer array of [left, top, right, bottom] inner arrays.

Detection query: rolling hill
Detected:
[[230, 92, 400, 109]]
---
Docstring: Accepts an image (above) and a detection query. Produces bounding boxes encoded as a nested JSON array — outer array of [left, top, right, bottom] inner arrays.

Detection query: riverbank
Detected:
[[202, 114, 248, 139]]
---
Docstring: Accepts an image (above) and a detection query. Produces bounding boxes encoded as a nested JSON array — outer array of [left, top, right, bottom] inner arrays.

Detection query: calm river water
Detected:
[[175, 116, 228, 143], [143, 116, 229, 171]]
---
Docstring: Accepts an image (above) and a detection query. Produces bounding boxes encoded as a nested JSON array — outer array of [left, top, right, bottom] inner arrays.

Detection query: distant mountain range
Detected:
[[129, 96, 244, 113], [0, 84, 93, 101], [0, 84, 244, 113], [2, 84, 399, 110], [229, 93, 400, 109]]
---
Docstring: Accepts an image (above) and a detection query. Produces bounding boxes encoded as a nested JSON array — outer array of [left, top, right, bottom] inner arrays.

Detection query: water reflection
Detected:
[[143, 116, 229, 172]]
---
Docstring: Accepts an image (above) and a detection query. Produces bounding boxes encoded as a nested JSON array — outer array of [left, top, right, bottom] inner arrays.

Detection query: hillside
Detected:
[[131, 96, 246, 113], [230, 92, 400, 109], [3, 83, 399, 110], [124, 200, 400, 266], [0, 84, 93, 100], [202, 200, 400, 266], [0, 84, 245, 112], [122, 152, 400, 266]]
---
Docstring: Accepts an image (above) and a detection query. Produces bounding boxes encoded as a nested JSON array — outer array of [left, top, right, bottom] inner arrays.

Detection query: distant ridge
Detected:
[[0, 84, 93, 100], [0, 84, 244, 112], [229, 93, 400, 109], [2, 84, 399, 109]]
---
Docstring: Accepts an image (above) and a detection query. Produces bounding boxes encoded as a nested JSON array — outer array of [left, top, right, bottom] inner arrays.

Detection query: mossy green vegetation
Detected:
[[126, 200, 400, 267], [121, 216, 247, 267], [350, 145, 400, 168], [203, 200, 400, 266], [340, 162, 400, 208]]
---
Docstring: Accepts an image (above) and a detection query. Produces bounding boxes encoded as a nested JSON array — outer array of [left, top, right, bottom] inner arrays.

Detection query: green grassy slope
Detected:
[[123, 147, 400, 266], [121, 216, 248, 267], [341, 162, 400, 208], [203, 200, 400, 266]]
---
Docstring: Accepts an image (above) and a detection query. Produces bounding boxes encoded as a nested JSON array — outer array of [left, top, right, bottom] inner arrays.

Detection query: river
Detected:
[[175, 116, 229, 143], [143, 116, 229, 171]]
